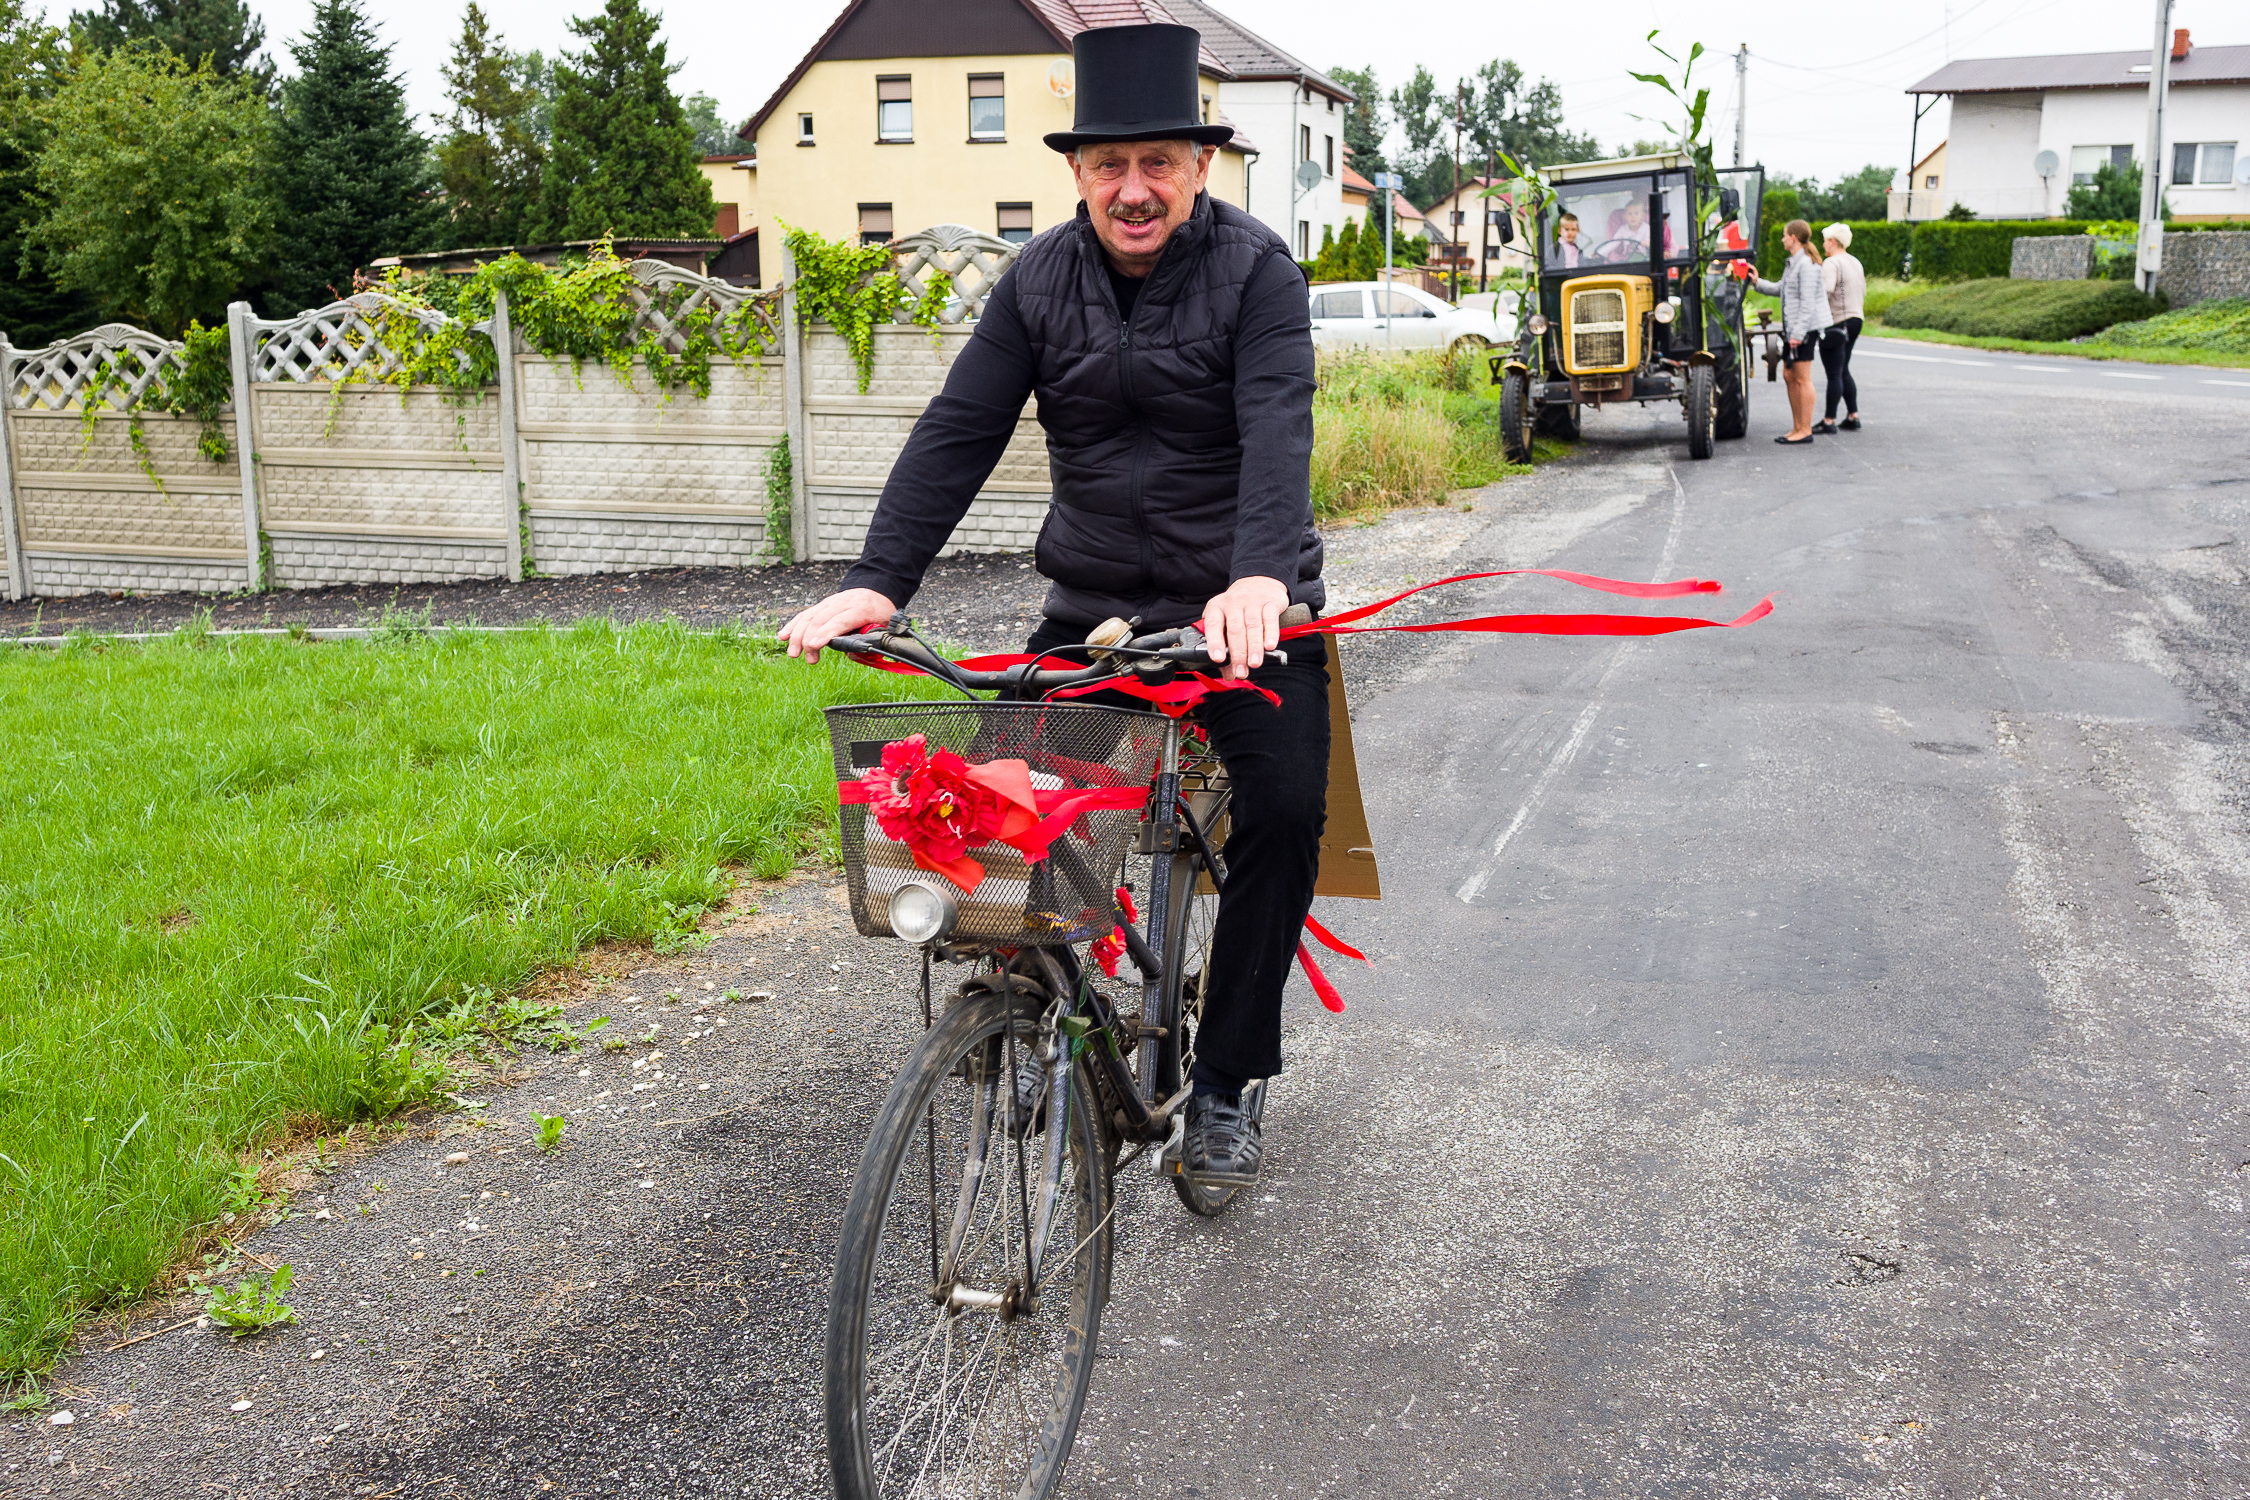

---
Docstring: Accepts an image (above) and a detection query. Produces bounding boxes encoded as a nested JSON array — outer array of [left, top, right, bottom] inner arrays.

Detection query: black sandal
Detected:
[[1811, 420, 1838, 435], [1774, 433, 1814, 445], [1840, 416, 1861, 431]]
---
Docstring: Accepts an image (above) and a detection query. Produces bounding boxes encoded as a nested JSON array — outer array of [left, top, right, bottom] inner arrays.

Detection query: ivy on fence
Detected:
[[782, 223, 951, 393], [66, 321, 233, 493]]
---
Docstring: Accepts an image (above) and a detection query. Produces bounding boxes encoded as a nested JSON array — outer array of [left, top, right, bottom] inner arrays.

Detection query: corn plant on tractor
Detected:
[[1490, 152, 1767, 462]]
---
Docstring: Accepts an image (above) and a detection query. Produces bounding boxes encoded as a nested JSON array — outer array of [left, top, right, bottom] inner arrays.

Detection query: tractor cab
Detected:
[[1495, 152, 1764, 461]]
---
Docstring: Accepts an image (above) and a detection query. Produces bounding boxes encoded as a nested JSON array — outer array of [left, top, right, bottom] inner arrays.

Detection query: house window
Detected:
[[1200, 91, 1212, 125], [1297, 220, 1310, 258], [859, 203, 893, 245], [798, 112, 815, 145], [877, 76, 912, 142], [997, 202, 1033, 244], [1450, 209, 1465, 225], [1324, 135, 1334, 176], [2069, 144, 2131, 185], [1923, 173, 1938, 188], [2174, 141, 2237, 185], [969, 74, 1004, 139], [1300, 124, 1311, 164]]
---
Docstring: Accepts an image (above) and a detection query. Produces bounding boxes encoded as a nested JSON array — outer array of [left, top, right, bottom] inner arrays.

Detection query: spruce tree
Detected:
[[536, 0, 714, 241], [265, 0, 433, 312], [0, 0, 98, 344], [434, 2, 544, 248], [70, 0, 273, 90]]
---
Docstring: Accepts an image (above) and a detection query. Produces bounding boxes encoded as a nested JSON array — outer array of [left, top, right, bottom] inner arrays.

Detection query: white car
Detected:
[[1307, 280, 1516, 354]]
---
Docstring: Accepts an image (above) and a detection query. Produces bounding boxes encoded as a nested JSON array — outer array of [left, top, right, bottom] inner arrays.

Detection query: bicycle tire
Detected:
[[826, 987, 1114, 1500]]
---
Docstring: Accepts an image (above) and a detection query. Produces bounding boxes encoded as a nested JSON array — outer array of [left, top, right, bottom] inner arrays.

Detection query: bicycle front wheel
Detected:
[[826, 986, 1113, 1500]]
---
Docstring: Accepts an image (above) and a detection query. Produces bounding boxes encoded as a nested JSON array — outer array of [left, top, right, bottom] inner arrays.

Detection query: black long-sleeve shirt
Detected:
[[838, 247, 1316, 623]]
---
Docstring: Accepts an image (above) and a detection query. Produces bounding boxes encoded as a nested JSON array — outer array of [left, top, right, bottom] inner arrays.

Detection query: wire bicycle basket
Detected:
[[825, 700, 1170, 946]]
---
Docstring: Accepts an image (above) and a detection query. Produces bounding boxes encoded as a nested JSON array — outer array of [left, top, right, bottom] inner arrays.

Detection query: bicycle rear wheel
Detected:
[[826, 986, 1113, 1500], [1156, 765, 1238, 1217]]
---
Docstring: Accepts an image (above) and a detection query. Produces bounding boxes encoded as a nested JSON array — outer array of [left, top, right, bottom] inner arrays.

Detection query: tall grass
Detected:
[[1312, 348, 1523, 521], [0, 621, 941, 1378]]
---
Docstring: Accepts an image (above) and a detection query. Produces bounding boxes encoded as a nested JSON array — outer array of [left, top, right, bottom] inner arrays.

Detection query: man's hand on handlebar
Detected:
[[1200, 575, 1289, 680], [780, 587, 898, 663]]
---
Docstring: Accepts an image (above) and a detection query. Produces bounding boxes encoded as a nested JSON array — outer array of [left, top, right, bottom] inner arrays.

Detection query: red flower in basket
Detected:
[[849, 734, 1042, 895]]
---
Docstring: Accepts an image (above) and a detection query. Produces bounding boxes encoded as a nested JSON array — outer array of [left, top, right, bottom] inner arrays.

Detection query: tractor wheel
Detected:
[[1499, 368, 1536, 464], [1713, 340, 1749, 441], [1686, 362, 1715, 461]]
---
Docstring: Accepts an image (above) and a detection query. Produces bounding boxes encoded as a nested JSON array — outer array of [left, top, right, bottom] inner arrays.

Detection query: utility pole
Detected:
[[1479, 145, 1496, 294], [1449, 83, 1465, 303], [1733, 45, 1748, 167], [2136, 0, 2174, 294]]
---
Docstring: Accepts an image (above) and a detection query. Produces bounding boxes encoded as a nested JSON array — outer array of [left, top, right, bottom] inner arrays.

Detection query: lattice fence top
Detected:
[[4, 323, 189, 413], [617, 259, 782, 357], [249, 292, 493, 385], [891, 224, 1022, 323]]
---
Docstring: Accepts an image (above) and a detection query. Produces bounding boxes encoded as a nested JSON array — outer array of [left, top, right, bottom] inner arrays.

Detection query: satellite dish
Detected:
[[1295, 159, 1323, 191], [2034, 149, 2060, 177]]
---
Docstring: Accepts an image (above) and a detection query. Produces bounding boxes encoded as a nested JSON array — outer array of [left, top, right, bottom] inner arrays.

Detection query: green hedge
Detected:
[[1882, 278, 2162, 340], [1757, 218, 2092, 281]]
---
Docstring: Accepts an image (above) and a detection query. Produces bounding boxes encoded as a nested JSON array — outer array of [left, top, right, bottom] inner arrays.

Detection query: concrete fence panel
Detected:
[[515, 261, 785, 575], [0, 324, 250, 599], [800, 225, 1043, 563], [244, 294, 510, 589]]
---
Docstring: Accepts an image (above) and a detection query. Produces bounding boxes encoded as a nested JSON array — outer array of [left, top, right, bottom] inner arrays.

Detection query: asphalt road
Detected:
[[12, 347, 2248, 1497]]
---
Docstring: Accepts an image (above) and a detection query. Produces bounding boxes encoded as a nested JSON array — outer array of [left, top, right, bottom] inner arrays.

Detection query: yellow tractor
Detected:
[[1493, 152, 1765, 461]]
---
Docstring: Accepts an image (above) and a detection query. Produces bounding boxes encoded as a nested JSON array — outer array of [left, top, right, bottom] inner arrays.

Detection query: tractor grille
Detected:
[[1568, 287, 1630, 371], [1571, 289, 1626, 325], [1573, 330, 1626, 367]]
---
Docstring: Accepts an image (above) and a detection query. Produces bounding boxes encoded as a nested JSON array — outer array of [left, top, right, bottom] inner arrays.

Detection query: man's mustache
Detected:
[[1107, 200, 1164, 223]]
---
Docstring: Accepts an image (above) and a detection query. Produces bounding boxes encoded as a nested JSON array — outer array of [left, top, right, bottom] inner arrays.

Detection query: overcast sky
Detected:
[[40, 0, 2222, 186]]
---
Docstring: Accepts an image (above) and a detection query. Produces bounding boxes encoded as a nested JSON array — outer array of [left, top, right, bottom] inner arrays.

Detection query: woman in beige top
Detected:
[[1814, 223, 1865, 433]]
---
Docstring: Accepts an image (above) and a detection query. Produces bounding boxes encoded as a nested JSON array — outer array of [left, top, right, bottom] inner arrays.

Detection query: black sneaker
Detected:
[[1182, 1089, 1262, 1187]]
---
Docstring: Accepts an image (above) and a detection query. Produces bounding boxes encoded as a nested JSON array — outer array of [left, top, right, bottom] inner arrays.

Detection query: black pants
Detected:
[[1025, 620, 1330, 1086], [1821, 316, 1861, 420]]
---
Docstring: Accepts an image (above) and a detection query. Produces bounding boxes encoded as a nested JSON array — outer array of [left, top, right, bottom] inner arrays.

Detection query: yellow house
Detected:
[[698, 154, 758, 241], [745, 0, 1254, 252]]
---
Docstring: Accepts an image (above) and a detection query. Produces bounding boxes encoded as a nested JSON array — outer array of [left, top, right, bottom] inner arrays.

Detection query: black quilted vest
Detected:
[[1009, 192, 1324, 627]]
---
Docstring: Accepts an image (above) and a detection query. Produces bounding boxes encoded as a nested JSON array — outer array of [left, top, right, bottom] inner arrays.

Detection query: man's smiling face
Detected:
[[1070, 139, 1216, 275]]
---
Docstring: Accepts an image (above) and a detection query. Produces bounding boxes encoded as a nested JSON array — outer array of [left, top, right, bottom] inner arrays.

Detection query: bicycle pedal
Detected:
[[1155, 1111, 1186, 1179]]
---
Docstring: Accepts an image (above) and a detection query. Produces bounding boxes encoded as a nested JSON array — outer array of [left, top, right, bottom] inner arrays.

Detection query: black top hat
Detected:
[[1042, 24, 1234, 153]]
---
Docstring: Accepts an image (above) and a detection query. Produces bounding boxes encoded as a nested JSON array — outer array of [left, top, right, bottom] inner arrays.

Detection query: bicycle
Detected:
[[818, 612, 1281, 1500]]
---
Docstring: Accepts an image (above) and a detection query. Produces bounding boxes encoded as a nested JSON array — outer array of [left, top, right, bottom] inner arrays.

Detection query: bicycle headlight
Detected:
[[1653, 300, 1676, 324], [1526, 312, 1549, 336], [888, 880, 957, 944]]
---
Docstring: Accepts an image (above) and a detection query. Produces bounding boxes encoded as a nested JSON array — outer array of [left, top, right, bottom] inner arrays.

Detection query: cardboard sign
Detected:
[[1315, 636, 1381, 900]]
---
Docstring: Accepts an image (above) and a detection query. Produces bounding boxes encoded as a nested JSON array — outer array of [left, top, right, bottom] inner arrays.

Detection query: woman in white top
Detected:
[[1813, 223, 1866, 433], [1745, 218, 1830, 445]]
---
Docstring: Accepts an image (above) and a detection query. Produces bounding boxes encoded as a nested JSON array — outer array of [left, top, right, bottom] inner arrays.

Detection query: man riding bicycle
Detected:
[[782, 21, 1326, 1191]]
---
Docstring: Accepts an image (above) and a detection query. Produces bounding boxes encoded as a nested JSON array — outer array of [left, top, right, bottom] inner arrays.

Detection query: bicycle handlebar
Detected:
[[824, 620, 1284, 697]]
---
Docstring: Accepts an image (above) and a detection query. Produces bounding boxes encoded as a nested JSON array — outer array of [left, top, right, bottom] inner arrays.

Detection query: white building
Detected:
[[1906, 32, 2250, 221], [1163, 0, 1352, 260]]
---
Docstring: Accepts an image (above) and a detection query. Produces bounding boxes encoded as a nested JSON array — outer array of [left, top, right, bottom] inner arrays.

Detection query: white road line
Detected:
[[2203, 379, 2250, 388], [1854, 348, 1993, 366], [2100, 371, 2163, 380], [1455, 469, 1688, 905], [2013, 365, 2074, 372]]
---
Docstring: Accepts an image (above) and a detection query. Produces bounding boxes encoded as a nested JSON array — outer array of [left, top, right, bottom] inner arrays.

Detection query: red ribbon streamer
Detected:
[[1295, 916, 1371, 1013]]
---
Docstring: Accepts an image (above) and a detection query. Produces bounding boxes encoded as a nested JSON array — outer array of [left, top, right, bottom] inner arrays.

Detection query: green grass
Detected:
[[0, 620, 942, 1379], [1864, 323, 2250, 369], [2090, 296, 2250, 355], [1312, 348, 1530, 520], [1881, 278, 2161, 342]]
